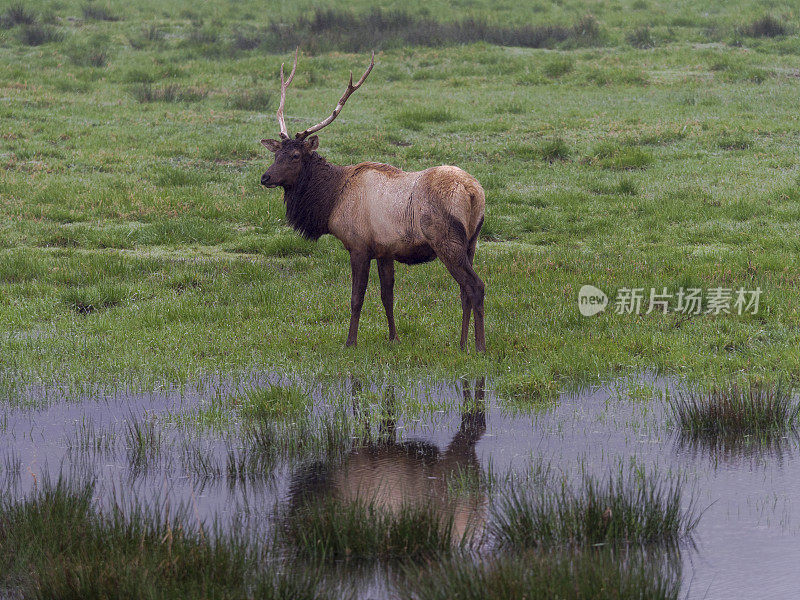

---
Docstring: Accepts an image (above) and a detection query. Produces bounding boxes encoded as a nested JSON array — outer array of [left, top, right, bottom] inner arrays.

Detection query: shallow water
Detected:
[[2, 374, 799, 599]]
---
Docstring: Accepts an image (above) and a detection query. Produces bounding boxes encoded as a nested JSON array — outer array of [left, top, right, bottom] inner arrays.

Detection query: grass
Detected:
[[17, 23, 64, 46], [0, 4, 36, 28], [738, 15, 790, 38], [667, 381, 800, 434], [283, 495, 457, 561], [130, 83, 209, 103], [264, 9, 604, 53], [235, 384, 311, 420], [403, 550, 681, 600], [61, 283, 128, 314], [490, 467, 698, 548], [0, 477, 330, 599], [0, 0, 799, 416]]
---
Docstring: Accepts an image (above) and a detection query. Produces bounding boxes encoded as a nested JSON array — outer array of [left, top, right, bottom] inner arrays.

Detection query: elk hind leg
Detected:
[[377, 258, 398, 342], [429, 225, 485, 353], [466, 226, 485, 353]]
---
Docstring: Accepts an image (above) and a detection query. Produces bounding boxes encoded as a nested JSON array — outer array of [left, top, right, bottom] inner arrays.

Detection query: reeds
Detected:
[[403, 550, 680, 600], [490, 467, 697, 549], [283, 496, 456, 561], [0, 476, 328, 599], [667, 381, 800, 458]]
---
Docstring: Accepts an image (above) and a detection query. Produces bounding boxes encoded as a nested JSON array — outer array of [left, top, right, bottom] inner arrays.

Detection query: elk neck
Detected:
[[282, 152, 349, 240]]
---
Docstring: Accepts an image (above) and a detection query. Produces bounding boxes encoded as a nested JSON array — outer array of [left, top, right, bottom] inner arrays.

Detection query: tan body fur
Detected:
[[329, 163, 485, 265]]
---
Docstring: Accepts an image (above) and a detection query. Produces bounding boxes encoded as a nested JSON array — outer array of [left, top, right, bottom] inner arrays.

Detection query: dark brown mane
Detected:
[[283, 152, 348, 240]]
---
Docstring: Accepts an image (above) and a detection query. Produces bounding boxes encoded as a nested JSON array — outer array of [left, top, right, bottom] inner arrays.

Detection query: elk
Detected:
[[260, 50, 486, 352]]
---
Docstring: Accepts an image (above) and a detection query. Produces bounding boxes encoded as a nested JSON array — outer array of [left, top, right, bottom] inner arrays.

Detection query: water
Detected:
[[2, 374, 799, 599]]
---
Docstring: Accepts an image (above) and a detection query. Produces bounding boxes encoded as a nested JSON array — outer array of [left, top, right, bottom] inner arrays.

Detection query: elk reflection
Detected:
[[288, 378, 487, 543]]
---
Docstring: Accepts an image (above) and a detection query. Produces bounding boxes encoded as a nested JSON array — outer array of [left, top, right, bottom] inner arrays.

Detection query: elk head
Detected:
[[260, 48, 374, 189]]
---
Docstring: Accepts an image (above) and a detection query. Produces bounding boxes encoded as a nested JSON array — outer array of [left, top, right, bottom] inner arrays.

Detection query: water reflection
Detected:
[[673, 427, 800, 465], [289, 378, 488, 543]]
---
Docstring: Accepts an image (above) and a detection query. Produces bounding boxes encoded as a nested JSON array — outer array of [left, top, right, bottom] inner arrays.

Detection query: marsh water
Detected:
[[2, 374, 800, 599]]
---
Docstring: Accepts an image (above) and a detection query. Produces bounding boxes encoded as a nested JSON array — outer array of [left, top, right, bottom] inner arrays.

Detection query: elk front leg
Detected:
[[346, 252, 370, 347], [377, 258, 398, 342]]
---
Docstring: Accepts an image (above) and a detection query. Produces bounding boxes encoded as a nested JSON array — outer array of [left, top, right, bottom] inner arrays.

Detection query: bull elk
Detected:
[[259, 50, 486, 352]]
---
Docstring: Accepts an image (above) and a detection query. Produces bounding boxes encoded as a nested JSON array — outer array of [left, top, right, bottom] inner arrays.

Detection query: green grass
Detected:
[[0, 0, 799, 399], [0, 477, 330, 599], [403, 550, 681, 600], [283, 495, 457, 561], [490, 467, 698, 548], [667, 381, 800, 435], [235, 384, 311, 420]]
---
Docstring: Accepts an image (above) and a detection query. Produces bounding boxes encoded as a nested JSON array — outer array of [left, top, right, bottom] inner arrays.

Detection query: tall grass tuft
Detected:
[[0, 477, 328, 599], [130, 83, 208, 103], [668, 381, 799, 434], [403, 550, 681, 600], [227, 88, 272, 111], [0, 3, 36, 28], [490, 467, 698, 549], [17, 23, 63, 46], [396, 107, 457, 131], [82, 3, 119, 21], [738, 15, 790, 38], [65, 37, 111, 67], [262, 9, 604, 52], [627, 25, 656, 48], [284, 496, 456, 561], [236, 384, 310, 421], [61, 283, 127, 314]]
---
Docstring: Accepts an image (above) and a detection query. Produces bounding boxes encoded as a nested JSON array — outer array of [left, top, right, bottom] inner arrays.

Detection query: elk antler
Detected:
[[276, 48, 299, 140], [295, 51, 375, 140]]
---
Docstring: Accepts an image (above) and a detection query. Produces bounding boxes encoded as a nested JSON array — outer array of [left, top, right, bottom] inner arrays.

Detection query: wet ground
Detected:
[[2, 373, 799, 599]]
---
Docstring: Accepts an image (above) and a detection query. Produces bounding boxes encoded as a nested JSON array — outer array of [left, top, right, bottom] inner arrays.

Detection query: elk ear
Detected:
[[305, 135, 319, 151], [261, 139, 281, 153]]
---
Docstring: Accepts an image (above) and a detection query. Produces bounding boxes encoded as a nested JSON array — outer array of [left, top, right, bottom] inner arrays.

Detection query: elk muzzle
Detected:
[[260, 172, 276, 188]]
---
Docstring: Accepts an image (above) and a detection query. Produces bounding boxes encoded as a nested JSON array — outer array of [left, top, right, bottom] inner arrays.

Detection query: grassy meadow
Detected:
[[2, 1, 800, 399], [2, 3, 800, 594]]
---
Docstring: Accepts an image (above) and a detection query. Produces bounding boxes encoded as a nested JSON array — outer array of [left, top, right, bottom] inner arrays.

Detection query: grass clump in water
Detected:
[[403, 550, 680, 600], [490, 467, 697, 549], [283, 496, 456, 561], [667, 381, 799, 439], [236, 384, 310, 421], [0, 477, 327, 599]]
